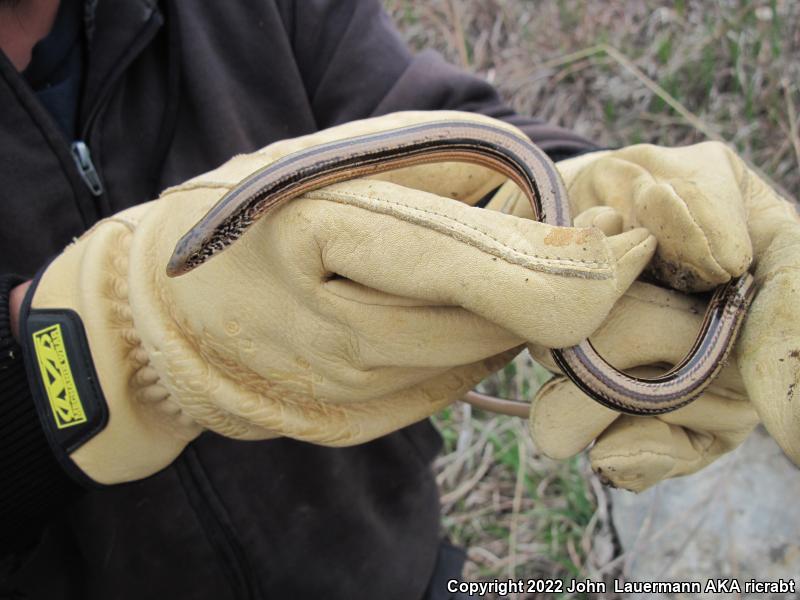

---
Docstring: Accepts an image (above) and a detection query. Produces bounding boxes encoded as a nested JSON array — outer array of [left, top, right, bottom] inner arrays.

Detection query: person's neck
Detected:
[[0, 0, 61, 71]]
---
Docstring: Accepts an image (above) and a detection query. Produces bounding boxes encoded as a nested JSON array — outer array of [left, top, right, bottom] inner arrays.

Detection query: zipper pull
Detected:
[[70, 141, 104, 197]]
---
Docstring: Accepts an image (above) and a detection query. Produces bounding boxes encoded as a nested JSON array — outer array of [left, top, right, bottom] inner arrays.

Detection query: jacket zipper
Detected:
[[17, 3, 258, 594], [73, 5, 261, 596], [70, 141, 104, 197], [69, 2, 165, 213]]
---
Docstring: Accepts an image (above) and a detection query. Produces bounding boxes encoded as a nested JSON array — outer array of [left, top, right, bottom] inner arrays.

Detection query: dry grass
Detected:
[[432, 353, 619, 599], [383, 1, 800, 597], [386, 0, 800, 197], [434, 353, 619, 599]]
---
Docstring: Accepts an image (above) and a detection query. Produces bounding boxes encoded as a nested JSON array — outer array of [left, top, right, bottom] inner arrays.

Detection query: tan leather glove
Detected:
[[528, 278, 759, 493], [20, 111, 656, 485], [491, 142, 799, 492]]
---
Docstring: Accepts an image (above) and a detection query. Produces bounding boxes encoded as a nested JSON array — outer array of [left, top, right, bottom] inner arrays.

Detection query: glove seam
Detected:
[[163, 183, 615, 274], [661, 180, 729, 277], [100, 226, 201, 439], [594, 448, 701, 461], [160, 180, 238, 197], [135, 272, 286, 439], [306, 187, 615, 276]]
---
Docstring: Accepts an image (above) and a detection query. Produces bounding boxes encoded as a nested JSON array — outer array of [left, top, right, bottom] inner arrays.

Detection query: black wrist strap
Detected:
[[0, 274, 81, 554], [18, 267, 109, 488]]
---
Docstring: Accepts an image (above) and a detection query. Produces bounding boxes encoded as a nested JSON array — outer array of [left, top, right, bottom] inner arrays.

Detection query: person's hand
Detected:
[[490, 142, 799, 491], [9, 279, 31, 340], [20, 111, 657, 485]]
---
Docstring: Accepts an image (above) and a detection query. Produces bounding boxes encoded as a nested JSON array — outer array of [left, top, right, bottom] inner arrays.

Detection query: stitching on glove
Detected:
[[107, 215, 143, 231], [105, 228, 200, 436], [307, 188, 615, 278], [160, 181, 236, 197], [594, 447, 691, 462], [647, 171, 730, 275], [146, 283, 272, 440]]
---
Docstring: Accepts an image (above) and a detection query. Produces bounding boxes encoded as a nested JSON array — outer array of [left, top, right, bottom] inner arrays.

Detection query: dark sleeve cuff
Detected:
[[0, 274, 79, 556]]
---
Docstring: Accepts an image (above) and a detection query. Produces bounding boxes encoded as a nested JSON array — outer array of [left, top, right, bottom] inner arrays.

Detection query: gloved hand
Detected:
[[20, 111, 656, 485], [490, 142, 800, 492], [527, 277, 759, 493]]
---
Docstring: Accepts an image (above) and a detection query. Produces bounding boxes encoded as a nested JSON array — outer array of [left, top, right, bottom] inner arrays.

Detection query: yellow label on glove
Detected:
[[32, 324, 87, 429]]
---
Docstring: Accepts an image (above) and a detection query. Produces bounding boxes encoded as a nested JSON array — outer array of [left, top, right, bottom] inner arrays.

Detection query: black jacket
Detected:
[[0, 1, 596, 598]]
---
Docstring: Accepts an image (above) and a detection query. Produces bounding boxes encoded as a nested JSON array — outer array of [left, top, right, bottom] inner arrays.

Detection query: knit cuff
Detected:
[[0, 274, 79, 555]]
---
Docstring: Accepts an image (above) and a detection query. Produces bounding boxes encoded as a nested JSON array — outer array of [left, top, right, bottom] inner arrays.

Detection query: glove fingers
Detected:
[[739, 263, 800, 465], [315, 280, 524, 368], [590, 416, 705, 492], [530, 366, 753, 457], [589, 395, 758, 493], [485, 181, 626, 238], [529, 376, 618, 459], [278, 179, 655, 349], [569, 146, 753, 292], [590, 282, 707, 367], [605, 229, 659, 294], [484, 181, 643, 290], [573, 206, 624, 235], [659, 387, 757, 434], [530, 363, 758, 492], [528, 282, 745, 395], [728, 156, 800, 466]]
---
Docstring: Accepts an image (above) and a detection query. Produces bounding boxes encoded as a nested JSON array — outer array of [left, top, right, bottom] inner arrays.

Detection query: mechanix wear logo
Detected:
[[32, 324, 87, 429]]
